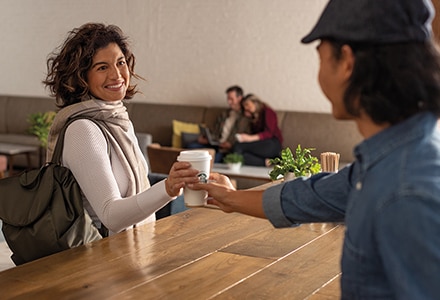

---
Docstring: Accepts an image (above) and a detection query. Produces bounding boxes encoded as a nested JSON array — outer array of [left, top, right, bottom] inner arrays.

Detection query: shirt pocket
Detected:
[[341, 232, 369, 297]]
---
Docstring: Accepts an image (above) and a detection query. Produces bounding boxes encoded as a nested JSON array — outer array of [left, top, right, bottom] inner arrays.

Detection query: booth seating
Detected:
[[0, 95, 363, 170]]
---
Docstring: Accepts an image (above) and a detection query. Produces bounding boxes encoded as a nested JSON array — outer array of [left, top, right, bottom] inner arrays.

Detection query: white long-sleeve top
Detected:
[[62, 119, 173, 234]]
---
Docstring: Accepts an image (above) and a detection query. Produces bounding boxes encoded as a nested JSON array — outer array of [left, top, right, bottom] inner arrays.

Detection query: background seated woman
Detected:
[[234, 94, 283, 166]]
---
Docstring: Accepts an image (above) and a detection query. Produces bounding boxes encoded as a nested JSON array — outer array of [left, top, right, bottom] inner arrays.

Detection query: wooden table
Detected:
[[0, 143, 39, 175], [0, 208, 344, 299]]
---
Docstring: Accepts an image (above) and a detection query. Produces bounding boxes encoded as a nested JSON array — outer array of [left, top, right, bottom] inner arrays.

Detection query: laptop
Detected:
[[199, 124, 220, 146]]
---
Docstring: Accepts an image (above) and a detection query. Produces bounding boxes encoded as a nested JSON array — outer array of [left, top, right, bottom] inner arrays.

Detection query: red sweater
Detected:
[[252, 105, 283, 144]]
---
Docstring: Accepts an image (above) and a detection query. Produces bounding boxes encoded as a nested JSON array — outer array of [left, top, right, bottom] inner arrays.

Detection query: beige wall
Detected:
[[4, 1, 439, 112], [0, 0, 330, 112]]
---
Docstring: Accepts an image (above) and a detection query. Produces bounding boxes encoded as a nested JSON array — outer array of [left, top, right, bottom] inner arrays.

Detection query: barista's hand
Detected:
[[190, 173, 266, 218], [189, 173, 236, 212], [208, 173, 236, 190]]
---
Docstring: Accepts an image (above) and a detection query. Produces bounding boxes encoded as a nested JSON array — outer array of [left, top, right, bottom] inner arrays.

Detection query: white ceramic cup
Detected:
[[177, 150, 212, 207]]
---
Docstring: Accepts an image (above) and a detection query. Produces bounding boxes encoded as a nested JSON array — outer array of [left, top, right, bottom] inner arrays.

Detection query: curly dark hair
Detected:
[[43, 23, 143, 108], [328, 39, 440, 125]]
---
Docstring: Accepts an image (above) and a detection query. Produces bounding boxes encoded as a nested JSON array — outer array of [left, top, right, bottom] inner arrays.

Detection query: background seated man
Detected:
[[188, 85, 251, 162]]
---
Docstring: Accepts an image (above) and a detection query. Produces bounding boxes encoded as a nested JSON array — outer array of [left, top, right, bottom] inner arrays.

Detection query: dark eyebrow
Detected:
[[91, 56, 126, 69], [91, 62, 107, 69]]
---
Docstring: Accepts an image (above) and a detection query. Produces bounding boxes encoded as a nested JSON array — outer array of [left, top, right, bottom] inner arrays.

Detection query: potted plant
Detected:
[[269, 145, 321, 180], [223, 152, 244, 172], [27, 111, 56, 148]]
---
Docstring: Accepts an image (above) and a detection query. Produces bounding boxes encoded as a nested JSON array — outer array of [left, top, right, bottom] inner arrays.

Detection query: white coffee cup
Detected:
[[177, 150, 212, 207]]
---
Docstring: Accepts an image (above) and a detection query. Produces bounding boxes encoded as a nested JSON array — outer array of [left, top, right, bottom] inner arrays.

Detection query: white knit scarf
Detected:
[[46, 99, 149, 196]]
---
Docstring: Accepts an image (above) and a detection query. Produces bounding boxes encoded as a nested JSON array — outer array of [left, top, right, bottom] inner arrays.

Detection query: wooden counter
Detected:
[[0, 207, 344, 299]]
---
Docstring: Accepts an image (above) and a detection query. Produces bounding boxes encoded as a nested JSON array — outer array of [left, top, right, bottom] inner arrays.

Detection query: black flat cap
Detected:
[[301, 0, 435, 44]]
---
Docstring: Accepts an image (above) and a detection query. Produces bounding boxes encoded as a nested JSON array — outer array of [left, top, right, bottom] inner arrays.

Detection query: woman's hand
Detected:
[[165, 162, 199, 197], [236, 133, 259, 143]]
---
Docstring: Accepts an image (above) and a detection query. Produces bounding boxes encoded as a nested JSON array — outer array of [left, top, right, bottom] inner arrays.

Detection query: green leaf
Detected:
[[269, 145, 321, 180], [27, 111, 56, 148], [223, 152, 244, 163]]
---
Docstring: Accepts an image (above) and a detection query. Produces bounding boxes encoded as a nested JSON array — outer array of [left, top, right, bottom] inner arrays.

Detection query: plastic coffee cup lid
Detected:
[[177, 150, 212, 162]]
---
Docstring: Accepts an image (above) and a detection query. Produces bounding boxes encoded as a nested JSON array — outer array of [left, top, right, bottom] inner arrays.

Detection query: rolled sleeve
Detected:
[[263, 183, 296, 228], [263, 168, 352, 228]]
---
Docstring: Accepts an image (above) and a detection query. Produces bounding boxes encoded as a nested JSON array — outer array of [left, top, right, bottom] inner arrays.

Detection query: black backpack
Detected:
[[0, 117, 107, 265]]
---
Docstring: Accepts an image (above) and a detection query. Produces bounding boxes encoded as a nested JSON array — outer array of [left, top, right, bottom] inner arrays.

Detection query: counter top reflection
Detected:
[[0, 205, 344, 299]]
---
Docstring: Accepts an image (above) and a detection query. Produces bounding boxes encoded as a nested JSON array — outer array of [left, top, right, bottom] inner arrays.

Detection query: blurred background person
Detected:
[[188, 85, 250, 162], [234, 94, 283, 166]]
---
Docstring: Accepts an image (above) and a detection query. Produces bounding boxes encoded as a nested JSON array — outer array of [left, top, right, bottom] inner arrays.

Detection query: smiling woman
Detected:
[[87, 43, 130, 102], [41, 23, 200, 237], [43, 23, 141, 108]]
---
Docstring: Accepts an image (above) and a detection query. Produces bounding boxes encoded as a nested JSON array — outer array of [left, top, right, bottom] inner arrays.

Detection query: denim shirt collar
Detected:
[[354, 112, 438, 172]]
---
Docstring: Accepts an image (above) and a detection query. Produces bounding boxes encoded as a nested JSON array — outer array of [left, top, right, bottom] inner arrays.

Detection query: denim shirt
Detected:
[[263, 112, 440, 299]]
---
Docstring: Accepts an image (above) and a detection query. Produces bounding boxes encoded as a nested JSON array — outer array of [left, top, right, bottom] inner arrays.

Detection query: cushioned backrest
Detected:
[[5, 96, 56, 135], [128, 103, 206, 146], [147, 145, 215, 174], [202, 107, 227, 129], [135, 132, 152, 168], [275, 111, 286, 129], [202, 107, 285, 131], [147, 145, 181, 174], [281, 112, 362, 163], [0, 96, 8, 134]]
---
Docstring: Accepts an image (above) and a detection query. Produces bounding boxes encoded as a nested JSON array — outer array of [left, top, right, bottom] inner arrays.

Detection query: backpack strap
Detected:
[[51, 116, 111, 165], [50, 116, 111, 237]]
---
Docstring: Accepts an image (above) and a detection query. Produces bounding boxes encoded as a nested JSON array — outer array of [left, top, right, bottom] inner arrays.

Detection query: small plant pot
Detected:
[[284, 172, 311, 181], [227, 162, 242, 172], [283, 172, 296, 181]]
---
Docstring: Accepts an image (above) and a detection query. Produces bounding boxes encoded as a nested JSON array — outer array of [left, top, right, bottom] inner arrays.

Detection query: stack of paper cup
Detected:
[[320, 152, 340, 172], [177, 150, 212, 207]]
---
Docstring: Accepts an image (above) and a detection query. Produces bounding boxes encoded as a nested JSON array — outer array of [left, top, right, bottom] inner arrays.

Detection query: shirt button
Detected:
[[356, 181, 362, 190]]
